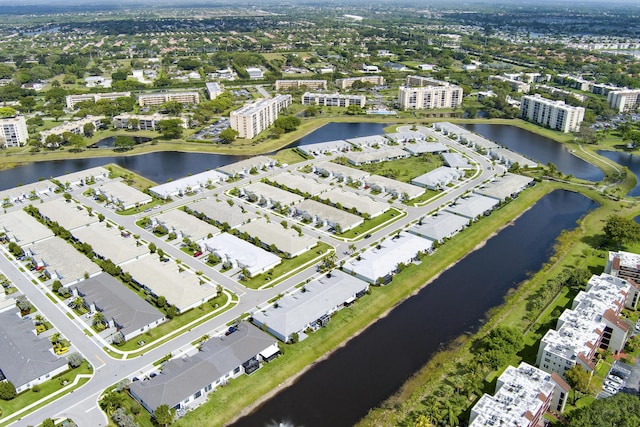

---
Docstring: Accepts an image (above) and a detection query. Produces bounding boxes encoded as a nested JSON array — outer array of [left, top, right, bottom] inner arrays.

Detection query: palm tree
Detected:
[[92, 312, 106, 327], [348, 243, 357, 254]]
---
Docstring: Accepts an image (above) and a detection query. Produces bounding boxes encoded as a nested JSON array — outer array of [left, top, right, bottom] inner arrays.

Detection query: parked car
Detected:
[[193, 251, 203, 257]]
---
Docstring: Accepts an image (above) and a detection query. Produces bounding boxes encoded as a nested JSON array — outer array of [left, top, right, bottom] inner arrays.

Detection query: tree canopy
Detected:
[[568, 393, 640, 427], [603, 215, 640, 247]]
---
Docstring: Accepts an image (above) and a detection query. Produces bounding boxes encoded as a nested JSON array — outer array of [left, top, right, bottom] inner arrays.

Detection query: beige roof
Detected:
[[0, 210, 54, 246], [268, 173, 330, 196], [38, 198, 99, 230], [242, 182, 304, 206], [28, 237, 101, 285], [72, 223, 148, 265], [124, 255, 218, 312], [188, 198, 258, 229], [237, 218, 317, 257], [322, 188, 389, 218], [153, 209, 219, 241]]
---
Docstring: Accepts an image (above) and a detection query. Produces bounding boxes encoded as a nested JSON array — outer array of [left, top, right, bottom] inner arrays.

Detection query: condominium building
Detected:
[[275, 80, 327, 91], [489, 75, 531, 93], [138, 92, 200, 107], [536, 274, 631, 377], [0, 115, 28, 147], [65, 92, 132, 109], [519, 94, 585, 132], [608, 89, 640, 112], [205, 82, 224, 100], [40, 116, 104, 143], [605, 250, 640, 309], [405, 75, 450, 87], [230, 94, 292, 139], [302, 92, 366, 108], [469, 362, 569, 427], [397, 84, 463, 110], [335, 75, 385, 89], [112, 113, 187, 131]]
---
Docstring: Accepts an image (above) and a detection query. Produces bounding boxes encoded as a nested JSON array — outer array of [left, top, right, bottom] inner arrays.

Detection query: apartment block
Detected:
[[469, 362, 569, 427], [40, 116, 104, 143], [335, 75, 384, 89], [519, 94, 585, 132], [397, 84, 463, 110], [275, 80, 327, 91], [606, 250, 640, 309], [0, 115, 28, 147], [536, 274, 631, 377], [65, 92, 131, 109], [608, 89, 640, 112], [112, 113, 187, 131], [405, 75, 450, 87], [489, 75, 531, 93], [138, 92, 200, 107], [230, 95, 292, 139], [302, 92, 366, 108], [205, 82, 224, 100]]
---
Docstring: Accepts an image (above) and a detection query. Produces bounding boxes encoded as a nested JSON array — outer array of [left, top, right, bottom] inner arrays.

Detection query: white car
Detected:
[[604, 385, 618, 394], [607, 374, 624, 385]]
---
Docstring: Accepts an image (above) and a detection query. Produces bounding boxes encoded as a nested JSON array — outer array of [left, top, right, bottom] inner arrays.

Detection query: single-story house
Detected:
[[411, 166, 463, 190], [203, 233, 281, 277], [408, 211, 470, 243], [444, 194, 500, 220]]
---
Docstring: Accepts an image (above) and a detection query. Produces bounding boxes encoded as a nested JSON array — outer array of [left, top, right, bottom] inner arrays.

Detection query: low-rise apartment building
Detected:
[[230, 95, 292, 139], [489, 75, 531, 93], [397, 79, 463, 110], [275, 80, 327, 91], [40, 116, 104, 143], [302, 92, 366, 108], [112, 113, 187, 131], [519, 94, 585, 132], [138, 91, 200, 107], [335, 75, 384, 89], [65, 92, 131, 109]]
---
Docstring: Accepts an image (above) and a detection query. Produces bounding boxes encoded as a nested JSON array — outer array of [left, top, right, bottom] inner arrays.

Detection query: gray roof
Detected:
[[345, 135, 388, 147], [403, 142, 449, 155], [295, 199, 363, 231], [411, 166, 462, 189], [322, 188, 389, 218], [217, 156, 276, 176], [28, 236, 102, 285], [385, 131, 425, 143], [312, 161, 370, 181], [408, 211, 470, 242], [237, 218, 317, 257], [252, 270, 369, 341], [268, 173, 330, 197], [442, 152, 471, 169], [129, 323, 275, 411], [297, 140, 351, 156], [187, 198, 258, 229], [475, 173, 534, 201], [0, 209, 54, 246], [344, 146, 409, 165], [153, 209, 219, 242], [74, 273, 165, 338], [0, 309, 68, 390], [37, 198, 99, 230], [242, 182, 304, 206], [72, 223, 148, 265], [444, 194, 500, 219], [365, 175, 425, 199], [97, 180, 152, 209]]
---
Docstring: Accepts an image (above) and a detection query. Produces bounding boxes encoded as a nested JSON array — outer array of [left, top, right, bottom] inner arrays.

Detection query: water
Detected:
[[463, 124, 604, 182], [287, 122, 389, 147], [231, 190, 597, 427], [0, 151, 250, 191], [90, 136, 152, 148], [596, 150, 640, 197]]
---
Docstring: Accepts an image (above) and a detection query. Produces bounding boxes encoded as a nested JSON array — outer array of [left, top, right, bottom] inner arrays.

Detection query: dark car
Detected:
[[364, 234, 372, 239]]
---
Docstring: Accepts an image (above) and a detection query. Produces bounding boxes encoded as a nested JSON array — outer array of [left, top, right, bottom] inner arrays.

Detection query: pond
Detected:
[[597, 150, 640, 197], [90, 135, 152, 149], [463, 124, 604, 182]]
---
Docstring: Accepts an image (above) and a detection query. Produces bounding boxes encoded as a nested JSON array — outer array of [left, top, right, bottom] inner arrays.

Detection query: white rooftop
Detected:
[[408, 211, 470, 242], [242, 182, 304, 206], [365, 175, 425, 200], [343, 232, 432, 283], [346, 135, 388, 147], [97, 180, 152, 209], [149, 170, 227, 199], [444, 194, 500, 219], [403, 142, 449, 155], [202, 233, 281, 277], [385, 131, 426, 143], [217, 156, 276, 177], [268, 173, 330, 197], [54, 167, 110, 187], [187, 198, 258, 229], [344, 146, 409, 165], [295, 199, 363, 232], [322, 188, 389, 218], [28, 236, 101, 285], [442, 152, 471, 169], [313, 161, 370, 181], [411, 166, 462, 189], [298, 140, 352, 156]]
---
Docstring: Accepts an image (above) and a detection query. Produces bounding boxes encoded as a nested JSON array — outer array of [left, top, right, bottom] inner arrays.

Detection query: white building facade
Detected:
[[0, 115, 28, 147], [520, 94, 585, 132], [230, 95, 292, 139]]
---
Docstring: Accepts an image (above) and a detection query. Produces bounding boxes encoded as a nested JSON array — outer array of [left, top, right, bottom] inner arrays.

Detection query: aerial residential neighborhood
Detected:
[[0, 0, 640, 426]]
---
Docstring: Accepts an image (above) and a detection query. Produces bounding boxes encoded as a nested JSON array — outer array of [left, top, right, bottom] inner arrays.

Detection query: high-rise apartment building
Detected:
[[519, 94, 585, 132], [608, 89, 640, 113], [0, 115, 28, 147], [230, 95, 292, 139]]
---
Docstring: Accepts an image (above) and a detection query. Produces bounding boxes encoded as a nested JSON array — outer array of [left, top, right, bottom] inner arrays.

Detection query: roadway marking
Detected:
[[94, 354, 106, 369]]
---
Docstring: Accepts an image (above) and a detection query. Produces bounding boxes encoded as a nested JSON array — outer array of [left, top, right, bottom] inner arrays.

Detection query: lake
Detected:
[[597, 150, 640, 197]]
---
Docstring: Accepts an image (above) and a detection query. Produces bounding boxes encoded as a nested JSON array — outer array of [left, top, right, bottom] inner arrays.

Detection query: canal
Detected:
[[230, 190, 597, 427], [463, 124, 604, 182]]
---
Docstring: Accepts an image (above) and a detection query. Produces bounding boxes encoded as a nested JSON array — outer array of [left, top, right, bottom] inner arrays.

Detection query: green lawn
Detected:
[[338, 207, 405, 239], [241, 242, 333, 289], [0, 362, 92, 426], [339, 154, 444, 184]]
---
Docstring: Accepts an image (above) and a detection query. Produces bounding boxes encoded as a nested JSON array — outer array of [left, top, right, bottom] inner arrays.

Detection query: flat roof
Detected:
[[187, 198, 258, 229], [242, 182, 304, 206], [237, 218, 317, 257], [28, 236, 101, 285], [408, 211, 470, 242], [343, 231, 432, 282], [0, 209, 54, 246], [385, 131, 425, 143], [0, 181, 57, 203], [54, 167, 110, 186], [97, 181, 152, 208], [217, 156, 276, 176], [203, 233, 281, 276], [130, 323, 275, 411], [124, 255, 218, 312], [475, 173, 534, 201], [268, 173, 330, 197], [0, 309, 68, 389], [252, 270, 368, 340], [322, 188, 389, 218], [153, 209, 219, 242], [71, 223, 148, 265], [444, 194, 500, 219], [38, 198, 99, 230], [295, 199, 363, 231], [313, 161, 370, 180], [74, 273, 165, 338], [346, 135, 388, 147]]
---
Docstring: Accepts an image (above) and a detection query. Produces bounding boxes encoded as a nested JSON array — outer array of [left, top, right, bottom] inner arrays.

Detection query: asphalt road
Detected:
[[7, 125, 502, 427]]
